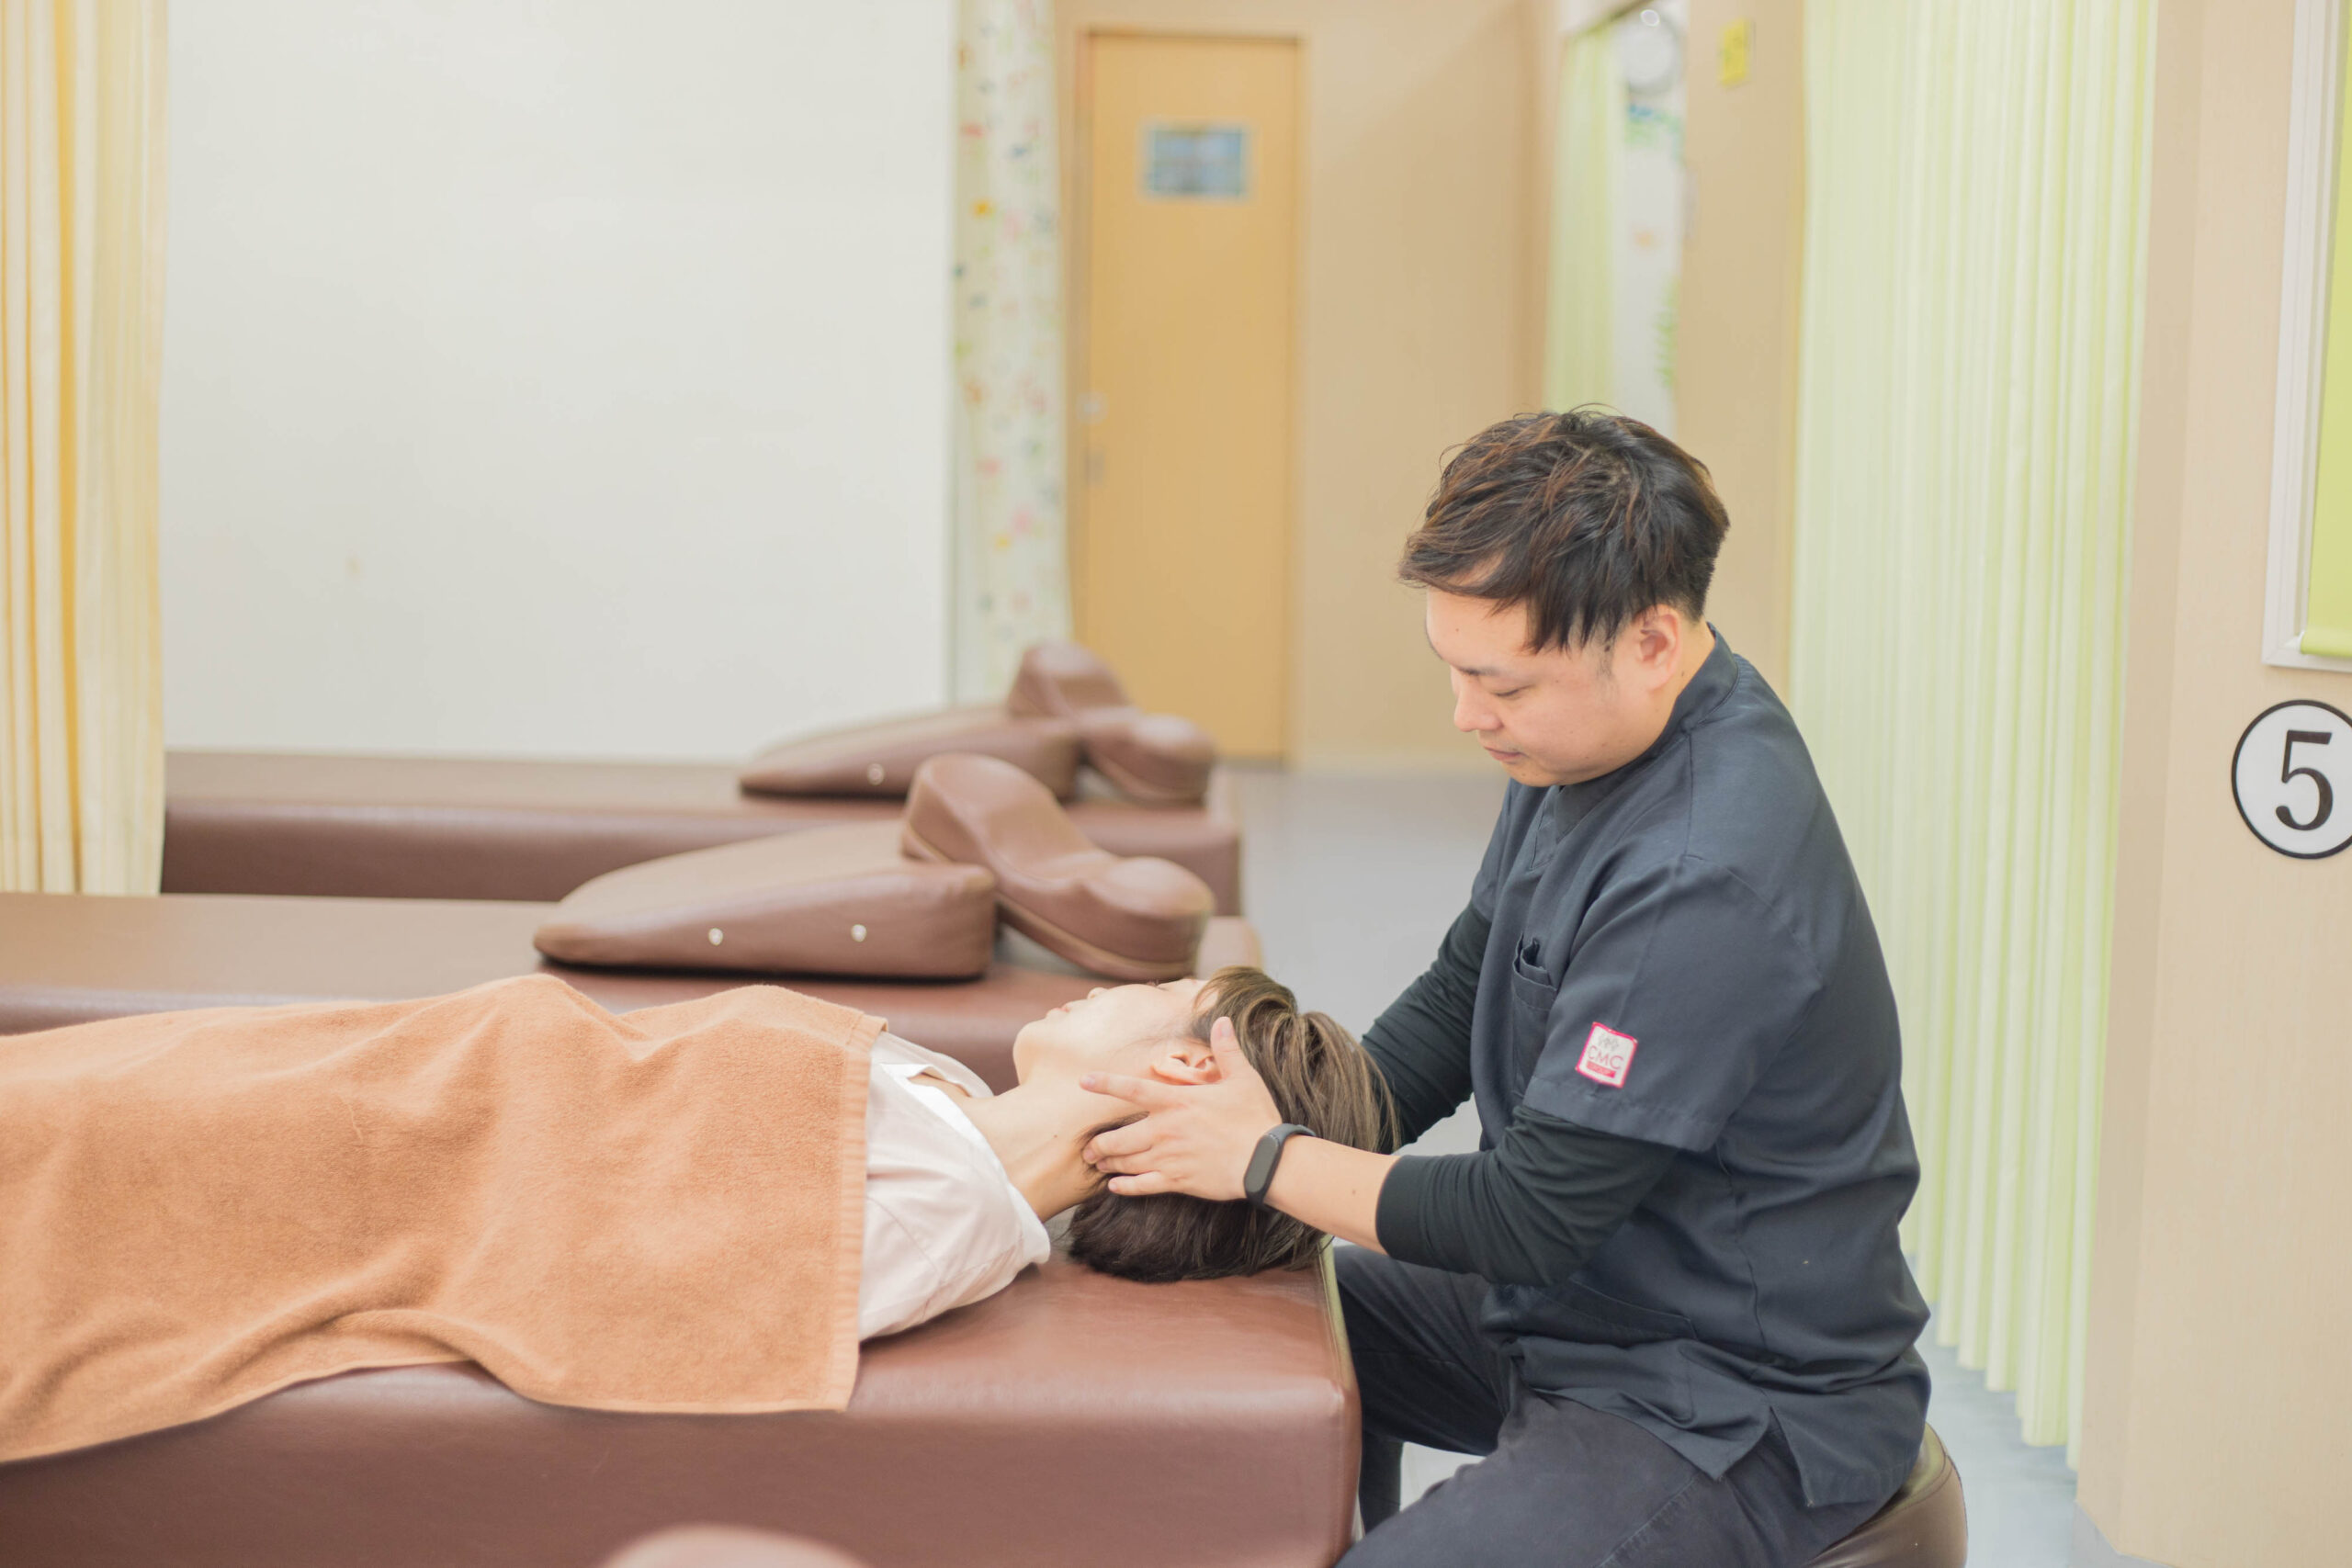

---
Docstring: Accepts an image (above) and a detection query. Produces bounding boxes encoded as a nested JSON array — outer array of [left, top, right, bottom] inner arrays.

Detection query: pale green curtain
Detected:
[[2301, 7, 2352, 659], [1543, 26, 1623, 411], [949, 0, 1069, 700], [1791, 0, 2154, 1459]]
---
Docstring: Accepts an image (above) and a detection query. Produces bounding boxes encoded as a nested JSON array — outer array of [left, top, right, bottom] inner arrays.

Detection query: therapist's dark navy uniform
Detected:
[[1340, 633, 1929, 1567]]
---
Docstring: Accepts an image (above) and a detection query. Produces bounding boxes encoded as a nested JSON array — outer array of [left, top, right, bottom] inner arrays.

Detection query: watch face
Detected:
[[1618, 9, 1683, 96]]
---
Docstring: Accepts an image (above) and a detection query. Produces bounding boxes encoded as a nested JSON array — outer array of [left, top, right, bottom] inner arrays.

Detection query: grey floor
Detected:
[[1232, 766, 2080, 1567]]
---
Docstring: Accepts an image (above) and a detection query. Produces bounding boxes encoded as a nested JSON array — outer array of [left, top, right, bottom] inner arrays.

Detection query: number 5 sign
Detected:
[[2233, 700, 2352, 858]]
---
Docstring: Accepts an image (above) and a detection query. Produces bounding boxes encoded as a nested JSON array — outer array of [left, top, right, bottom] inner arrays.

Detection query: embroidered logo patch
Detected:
[[1576, 1022, 1638, 1089]]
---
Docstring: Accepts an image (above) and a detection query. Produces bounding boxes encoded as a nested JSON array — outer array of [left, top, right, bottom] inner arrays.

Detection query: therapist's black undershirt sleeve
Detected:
[[1361, 903, 1490, 1150], [1374, 1106, 1677, 1290]]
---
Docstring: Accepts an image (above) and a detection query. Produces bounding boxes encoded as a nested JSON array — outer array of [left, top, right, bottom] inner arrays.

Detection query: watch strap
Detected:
[[1243, 1122, 1314, 1207]]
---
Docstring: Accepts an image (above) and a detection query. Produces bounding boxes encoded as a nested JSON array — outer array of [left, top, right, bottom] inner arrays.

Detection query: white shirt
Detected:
[[858, 1032, 1053, 1339]]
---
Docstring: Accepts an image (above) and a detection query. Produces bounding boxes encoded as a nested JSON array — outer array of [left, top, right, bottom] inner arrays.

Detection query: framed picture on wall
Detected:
[[2269, 0, 2352, 671]]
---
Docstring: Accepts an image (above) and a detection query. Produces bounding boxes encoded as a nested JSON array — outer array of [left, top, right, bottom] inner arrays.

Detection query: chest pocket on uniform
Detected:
[[1506, 938, 1559, 1071], [1509, 937, 1556, 1010]]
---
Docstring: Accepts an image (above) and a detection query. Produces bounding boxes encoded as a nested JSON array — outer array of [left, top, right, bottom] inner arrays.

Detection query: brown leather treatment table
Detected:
[[0, 893, 1262, 1093], [162, 750, 1245, 913], [0, 1258, 1358, 1568]]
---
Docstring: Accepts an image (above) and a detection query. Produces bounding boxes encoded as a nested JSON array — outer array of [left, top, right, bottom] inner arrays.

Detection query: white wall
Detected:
[[161, 0, 956, 760]]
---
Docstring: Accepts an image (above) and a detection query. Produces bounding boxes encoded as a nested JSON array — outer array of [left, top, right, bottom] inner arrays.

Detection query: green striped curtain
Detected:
[[1543, 25, 1623, 412], [1790, 0, 2154, 1459]]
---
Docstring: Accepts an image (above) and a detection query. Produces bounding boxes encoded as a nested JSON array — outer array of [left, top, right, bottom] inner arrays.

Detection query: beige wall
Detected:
[[1057, 0, 1546, 768], [2078, 0, 2352, 1563], [1675, 0, 1804, 694]]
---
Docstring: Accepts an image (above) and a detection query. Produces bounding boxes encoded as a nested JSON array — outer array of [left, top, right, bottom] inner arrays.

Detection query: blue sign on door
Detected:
[[1143, 123, 1250, 199]]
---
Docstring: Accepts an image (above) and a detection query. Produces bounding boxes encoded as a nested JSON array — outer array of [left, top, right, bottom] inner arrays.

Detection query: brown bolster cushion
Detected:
[[1006, 642, 1216, 805], [739, 705, 1081, 800], [902, 753, 1212, 982], [532, 823, 997, 979], [1073, 710, 1218, 807]]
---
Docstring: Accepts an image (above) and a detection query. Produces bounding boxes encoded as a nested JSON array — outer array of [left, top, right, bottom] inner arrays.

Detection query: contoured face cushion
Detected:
[[901, 753, 1212, 982], [533, 823, 997, 979], [739, 705, 1081, 800], [1074, 711, 1217, 806], [1004, 643, 1217, 806]]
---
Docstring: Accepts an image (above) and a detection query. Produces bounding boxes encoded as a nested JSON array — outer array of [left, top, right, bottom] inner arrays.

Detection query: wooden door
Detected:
[[1075, 33, 1298, 759]]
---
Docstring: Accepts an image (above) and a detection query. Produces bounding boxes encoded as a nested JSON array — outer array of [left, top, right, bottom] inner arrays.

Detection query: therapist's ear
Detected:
[[1147, 1036, 1221, 1085], [1622, 605, 1684, 688]]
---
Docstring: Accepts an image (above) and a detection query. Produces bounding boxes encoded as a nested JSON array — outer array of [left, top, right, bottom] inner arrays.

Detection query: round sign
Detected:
[[1617, 11, 1683, 96], [2232, 699, 2352, 859]]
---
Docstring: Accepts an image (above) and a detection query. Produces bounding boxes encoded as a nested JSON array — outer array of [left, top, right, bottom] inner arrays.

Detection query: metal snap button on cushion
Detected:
[[851, 924, 868, 942], [866, 762, 887, 785], [707, 928, 725, 945]]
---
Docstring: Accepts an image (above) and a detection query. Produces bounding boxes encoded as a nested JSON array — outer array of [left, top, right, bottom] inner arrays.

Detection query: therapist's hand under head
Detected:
[[1081, 1018, 1284, 1201]]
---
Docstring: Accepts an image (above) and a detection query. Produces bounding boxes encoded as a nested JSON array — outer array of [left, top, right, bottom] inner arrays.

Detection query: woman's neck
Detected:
[[956, 1079, 1112, 1222]]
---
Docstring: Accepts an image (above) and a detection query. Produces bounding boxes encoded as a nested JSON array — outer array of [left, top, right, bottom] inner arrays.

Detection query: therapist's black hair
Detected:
[[1399, 408, 1729, 651], [1065, 967, 1396, 1284]]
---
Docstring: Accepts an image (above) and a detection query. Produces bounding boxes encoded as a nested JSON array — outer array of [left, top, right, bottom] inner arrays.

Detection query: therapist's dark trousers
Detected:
[[1338, 1248, 1885, 1568]]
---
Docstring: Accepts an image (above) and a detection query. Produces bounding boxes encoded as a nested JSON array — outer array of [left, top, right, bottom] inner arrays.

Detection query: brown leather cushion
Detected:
[[0, 892, 1260, 1094], [162, 750, 1245, 913], [1075, 711, 1218, 807], [1006, 642, 1216, 806], [533, 824, 998, 979], [738, 705, 1082, 800], [1803, 1426, 1967, 1568], [1007, 640, 1131, 714], [0, 1258, 1354, 1568], [904, 753, 1213, 981]]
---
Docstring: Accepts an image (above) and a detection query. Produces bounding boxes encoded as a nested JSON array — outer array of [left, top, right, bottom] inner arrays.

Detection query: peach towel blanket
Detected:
[[0, 975, 879, 1462]]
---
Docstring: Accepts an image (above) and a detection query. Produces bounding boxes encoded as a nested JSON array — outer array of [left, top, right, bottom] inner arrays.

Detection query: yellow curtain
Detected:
[[949, 0, 1069, 699], [1543, 25, 1623, 411], [0, 0, 166, 895], [1791, 0, 2154, 1460]]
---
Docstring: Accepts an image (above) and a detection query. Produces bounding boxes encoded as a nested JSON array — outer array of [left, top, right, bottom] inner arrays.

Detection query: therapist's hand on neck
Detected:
[[1081, 1018, 1396, 1250]]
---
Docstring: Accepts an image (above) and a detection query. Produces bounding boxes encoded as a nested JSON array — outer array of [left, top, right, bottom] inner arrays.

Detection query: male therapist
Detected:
[[1082, 410, 1930, 1566]]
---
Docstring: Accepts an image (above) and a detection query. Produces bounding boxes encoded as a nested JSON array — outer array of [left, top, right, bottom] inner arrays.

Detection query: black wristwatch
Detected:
[[1243, 1123, 1315, 1207]]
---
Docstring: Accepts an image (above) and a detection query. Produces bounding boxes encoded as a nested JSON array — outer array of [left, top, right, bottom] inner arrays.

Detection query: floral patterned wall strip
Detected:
[[1611, 0, 1687, 434], [1544, 1, 1687, 435], [951, 0, 1070, 699]]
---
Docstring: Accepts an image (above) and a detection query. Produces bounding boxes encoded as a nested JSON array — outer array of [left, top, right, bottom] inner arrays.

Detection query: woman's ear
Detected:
[[1147, 1035, 1222, 1085]]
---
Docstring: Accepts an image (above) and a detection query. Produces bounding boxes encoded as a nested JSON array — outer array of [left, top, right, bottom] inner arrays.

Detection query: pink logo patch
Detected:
[[1576, 1022, 1638, 1089]]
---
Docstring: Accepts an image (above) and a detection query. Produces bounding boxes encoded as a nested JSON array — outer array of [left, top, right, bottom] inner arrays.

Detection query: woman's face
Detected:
[[1012, 977, 1209, 1085]]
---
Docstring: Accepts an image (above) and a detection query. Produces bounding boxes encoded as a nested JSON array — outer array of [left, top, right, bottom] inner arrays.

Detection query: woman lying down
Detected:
[[0, 967, 1389, 1463]]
